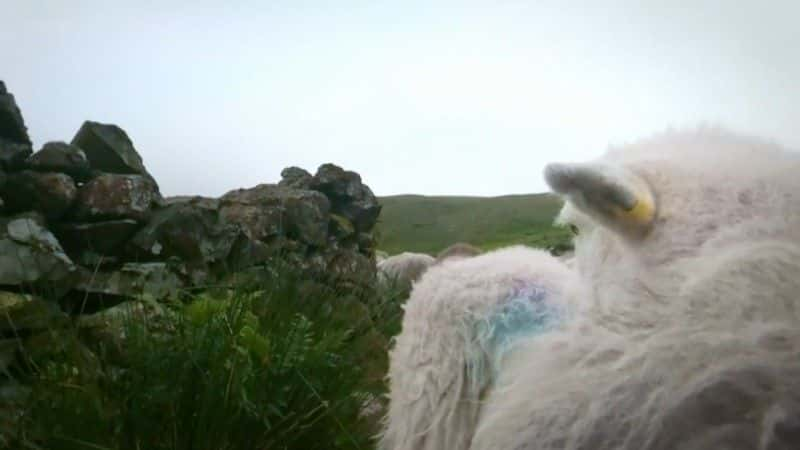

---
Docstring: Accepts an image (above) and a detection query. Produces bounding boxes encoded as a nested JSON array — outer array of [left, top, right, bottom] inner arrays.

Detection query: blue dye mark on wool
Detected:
[[471, 280, 566, 382], [487, 281, 564, 352]]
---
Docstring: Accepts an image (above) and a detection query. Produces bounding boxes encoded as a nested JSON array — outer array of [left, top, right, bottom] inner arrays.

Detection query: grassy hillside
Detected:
[[375, 193, 572, 256]]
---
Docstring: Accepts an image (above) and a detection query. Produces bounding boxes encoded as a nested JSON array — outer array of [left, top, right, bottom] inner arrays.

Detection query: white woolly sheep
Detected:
[[377, 252, 436, 287], [433, 242, 483, 265], [375, 250, 390, 263], [379, 126, 800, 450]]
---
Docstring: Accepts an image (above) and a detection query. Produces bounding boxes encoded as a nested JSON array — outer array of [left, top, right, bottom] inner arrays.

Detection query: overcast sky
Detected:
[[2, 1, 800, 197]]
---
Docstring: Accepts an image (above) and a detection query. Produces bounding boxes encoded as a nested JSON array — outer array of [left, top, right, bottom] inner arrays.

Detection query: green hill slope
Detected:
[[374, 193, 573, 256]]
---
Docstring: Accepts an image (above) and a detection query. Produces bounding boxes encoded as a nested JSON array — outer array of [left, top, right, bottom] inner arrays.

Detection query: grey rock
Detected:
[[26, 141, 92, 181], [74, 262, 183, 301], [127, 196, 240, 275], [220, 183, 330, 246], [75, 250, 121, 269], [55, 219, 140, 255], [226, 234, 275, 271], [77, 299, 171, 336], [0, 137, 32, 171], [0, 218, 77, 291], [324, 248, 376, 290], [278, 166, 313, 189], [357, 232, 376, 253], [0, 291, 68, 334], [76, 299, 175, 367], [329, 214, 356, 240], [1, 211, 46, 228], [310, 163, 381, 232], [162, 195, 219, 209], [70, 121, 153, 180], [72, 173, 160, 222], [0, 83, 30, 145], [1, 171, 77, 219]]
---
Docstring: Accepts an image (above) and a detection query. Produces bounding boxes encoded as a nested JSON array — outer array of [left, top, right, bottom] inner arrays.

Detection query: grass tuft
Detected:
[[9, 262, 406, 450]]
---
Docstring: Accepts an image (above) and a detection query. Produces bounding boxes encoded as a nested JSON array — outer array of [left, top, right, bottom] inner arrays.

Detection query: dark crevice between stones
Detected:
[[59, 291, 131, 316]]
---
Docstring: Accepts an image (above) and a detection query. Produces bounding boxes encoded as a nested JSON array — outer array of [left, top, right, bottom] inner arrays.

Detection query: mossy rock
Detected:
[[0, 291, 69, 334], [329, 214, 355, 239]]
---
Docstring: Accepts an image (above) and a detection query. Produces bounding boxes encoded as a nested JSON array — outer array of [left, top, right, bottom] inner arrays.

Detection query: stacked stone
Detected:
[[0, 79, 382, 335], [0, 82, 386, 436]]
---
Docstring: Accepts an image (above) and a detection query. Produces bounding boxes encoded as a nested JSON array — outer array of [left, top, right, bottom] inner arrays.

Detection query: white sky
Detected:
[[2, 0, 800, 197]]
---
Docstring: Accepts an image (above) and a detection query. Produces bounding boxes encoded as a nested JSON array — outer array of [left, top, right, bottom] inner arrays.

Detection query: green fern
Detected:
[[11, 264, 392, 450]]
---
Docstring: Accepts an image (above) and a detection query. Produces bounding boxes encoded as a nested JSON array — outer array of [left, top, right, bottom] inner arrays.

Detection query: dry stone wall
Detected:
[[0, 81, 382, 318], [0, 81, 386, 435]]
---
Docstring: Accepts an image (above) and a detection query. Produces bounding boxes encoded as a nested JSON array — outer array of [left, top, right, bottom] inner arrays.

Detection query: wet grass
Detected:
[[8, 265, 406, 450]]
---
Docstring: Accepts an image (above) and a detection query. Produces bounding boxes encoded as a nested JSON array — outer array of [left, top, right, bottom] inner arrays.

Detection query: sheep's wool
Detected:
[[379, 127, 800, 450], [476, 279, 564, 379], [377, 252, 436, 285]]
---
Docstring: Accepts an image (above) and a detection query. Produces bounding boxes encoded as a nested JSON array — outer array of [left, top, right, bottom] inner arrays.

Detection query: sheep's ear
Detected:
[[544, 162, 656, 238]]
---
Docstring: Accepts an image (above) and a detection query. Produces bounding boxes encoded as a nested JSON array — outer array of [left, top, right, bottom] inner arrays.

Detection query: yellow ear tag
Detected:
[[624, 196, 655, 225]]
